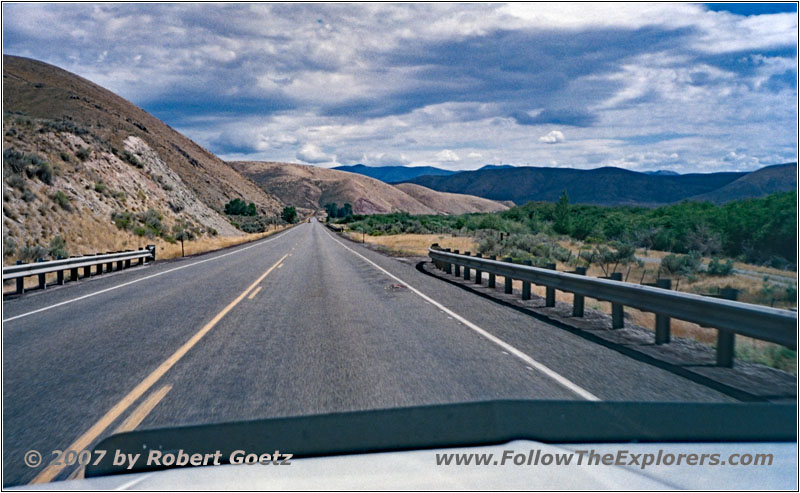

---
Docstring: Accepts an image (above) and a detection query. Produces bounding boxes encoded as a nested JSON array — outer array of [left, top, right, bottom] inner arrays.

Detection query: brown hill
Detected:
[[3, 55, 282, 261], [230, 161, 508, 215], [393, 183, 508, 214]]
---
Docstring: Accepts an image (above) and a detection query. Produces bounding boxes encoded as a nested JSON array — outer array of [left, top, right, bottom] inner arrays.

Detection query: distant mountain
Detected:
[[231, 162, 508, 215], [403, 166, 748, 206], [478, 164, 515, 171], [686, 163, 797, 204], [644, 170, 680, 176], [332, 164, 455, 183]]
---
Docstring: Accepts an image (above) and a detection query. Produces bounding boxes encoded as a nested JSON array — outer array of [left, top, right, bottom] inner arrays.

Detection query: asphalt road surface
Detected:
[[2, 220, 735, 485]]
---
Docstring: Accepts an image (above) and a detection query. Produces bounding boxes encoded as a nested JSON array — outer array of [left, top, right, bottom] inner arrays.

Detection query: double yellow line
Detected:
[[31, 253, 289, 484]]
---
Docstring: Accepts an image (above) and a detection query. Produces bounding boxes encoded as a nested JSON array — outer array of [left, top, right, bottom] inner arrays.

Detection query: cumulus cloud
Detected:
[[539, 130, 565, 144], [296, 143, 334, 164], [435, 149, 460, 162], [2, 3, 795, 172]]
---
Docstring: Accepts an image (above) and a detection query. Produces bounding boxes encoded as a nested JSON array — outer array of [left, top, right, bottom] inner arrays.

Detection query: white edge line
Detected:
[[325, 229, 600, 402], [3, 227, 299, 323]]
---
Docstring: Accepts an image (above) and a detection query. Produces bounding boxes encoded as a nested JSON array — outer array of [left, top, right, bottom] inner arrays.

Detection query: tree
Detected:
[[323, 202, 338, 221], [338, 202, 353, 218], [281, 206, 297, 224], [553, 190, 571, 234], [224, 198, 257, 216]]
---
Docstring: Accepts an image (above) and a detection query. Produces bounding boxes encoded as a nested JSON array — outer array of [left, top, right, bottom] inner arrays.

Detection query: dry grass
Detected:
[[2, 225, 291, 294], [344, 232, 477, 257]]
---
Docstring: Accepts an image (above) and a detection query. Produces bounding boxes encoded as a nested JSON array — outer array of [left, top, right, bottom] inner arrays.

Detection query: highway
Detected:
[[2, 219, 735, 485]]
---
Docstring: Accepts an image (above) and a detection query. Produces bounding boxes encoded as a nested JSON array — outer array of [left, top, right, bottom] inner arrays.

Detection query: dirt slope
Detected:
[[3, 55, 283, 262]]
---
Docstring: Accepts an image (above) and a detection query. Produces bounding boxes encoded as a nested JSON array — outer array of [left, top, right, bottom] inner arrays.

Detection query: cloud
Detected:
[[435, 149, 460, 162], [1, 3, 795, 173], [296, 143, 334, 164], [539, 130, 565, 144]]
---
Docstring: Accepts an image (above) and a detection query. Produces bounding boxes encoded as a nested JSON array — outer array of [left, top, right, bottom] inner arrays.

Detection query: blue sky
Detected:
[[2, 3, 797, 172]]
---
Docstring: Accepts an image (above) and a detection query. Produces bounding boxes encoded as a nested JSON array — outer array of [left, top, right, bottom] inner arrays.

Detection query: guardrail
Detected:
[[3, 245, 156, 295], [429, 246, 797, 368]]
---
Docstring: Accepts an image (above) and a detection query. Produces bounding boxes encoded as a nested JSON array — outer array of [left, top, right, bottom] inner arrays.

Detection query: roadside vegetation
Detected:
[[335, 191, 797, 372]]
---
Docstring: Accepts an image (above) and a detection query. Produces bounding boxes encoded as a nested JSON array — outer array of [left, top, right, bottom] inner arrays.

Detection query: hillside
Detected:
[[2, 55, 283, 263], [404, 166, 748, 206], [686, 163, 797, 204], [332, 164, 455, 183], [230, 161, 508, 215], [393, 183, 508, 214]]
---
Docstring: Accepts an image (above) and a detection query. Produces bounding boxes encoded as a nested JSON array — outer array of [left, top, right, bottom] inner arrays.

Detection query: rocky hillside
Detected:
[[230, 161, 509, 215], [3, 55, 283, 264]]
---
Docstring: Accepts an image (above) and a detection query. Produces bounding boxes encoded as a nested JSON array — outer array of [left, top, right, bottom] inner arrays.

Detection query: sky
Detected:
[[2, 3, 797, 173]]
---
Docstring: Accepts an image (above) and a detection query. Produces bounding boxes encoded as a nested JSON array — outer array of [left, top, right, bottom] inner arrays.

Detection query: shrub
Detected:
[[122, 150, 143, 168], [8, 174, 25, 190], [111, 211, 133, 230], [48, 235, 68, 259], [94, 182, 107, 194], [3, 237, 17, 260], [281, 206, 298, 224], [76, 147, 91, 161], [660, 251, 702, 277], [22, 189, 36, 202], [224, 198, 257, 216], [18, 244, 48, 262], [51, 190, 71, 211], [707, 257, 734, 276], [60, 152, 71, 162]]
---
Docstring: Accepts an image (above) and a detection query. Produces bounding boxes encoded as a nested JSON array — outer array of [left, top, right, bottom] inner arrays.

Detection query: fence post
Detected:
[[15, 260, 24, 294], [504, 257, 513, 294], [463, 252, 471, 281], [716, 288, 739, 367], [572, 266, 586, 317], [474, 253, 482, 284], [37, 258, 46, 290], [453, 250, 461, 277], [522, 260, 532, 300], [655, 278, 672, 344], [488, 255, 496, 288], [444, 249, 452, 274], [610, 272, 624, 328], [545, 263, 556, 307]]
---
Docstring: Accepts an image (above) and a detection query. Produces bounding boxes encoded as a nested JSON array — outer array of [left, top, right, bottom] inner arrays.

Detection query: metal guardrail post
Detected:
[[95, 253, 104, 275], [655, 278, 672, 344], [147, 244, 156, 262], [610, 272, 624, 328], [571, 267, 586, 317], [545, 263, 556, 307], [474, 253, 482, 284], [70, 266, 79, 282], [453, 250, 461, 277], [463, 252, 471, 280], [716, 288, 738, 367], [444, 249, 452, 274], [15, 260, 24, 294], [37, 259, 46, 290], [125, 259, 132, 269], [504, 257, 513, 294], [522, 260, 532, 300], [488, 255, 496, 288]]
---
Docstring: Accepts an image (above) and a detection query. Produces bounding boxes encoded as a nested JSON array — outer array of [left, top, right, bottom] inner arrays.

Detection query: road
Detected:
[[2, 220, 735, 486]]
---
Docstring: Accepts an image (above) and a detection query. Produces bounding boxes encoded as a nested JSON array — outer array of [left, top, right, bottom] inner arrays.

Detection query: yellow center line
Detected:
[[66, 384, 173, 481], [114, 384, 173, 434], [30, 253, 289, 484], [247, 286, 262, 299]]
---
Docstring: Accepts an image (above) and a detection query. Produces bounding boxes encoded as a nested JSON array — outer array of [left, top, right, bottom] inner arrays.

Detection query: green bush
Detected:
[[707, 257, 734, 276], [224, 198, 257, 216], [660, 251, 702, 277], [18, 244, 48, 262], [111, 211, 133, 230], [281, 206, 298, 224], [48, 235, 68, 259], [76, 147, 91, 161], [51, 190, 71, 211], [122, 150, 142, 168]]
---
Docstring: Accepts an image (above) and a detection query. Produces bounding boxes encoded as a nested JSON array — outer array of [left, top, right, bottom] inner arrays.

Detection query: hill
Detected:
[[686, 163, 797, 204], [2, 55, 283, 262], [332, 164, 455, 183], [404, 166, 748, 206], [230, 161, 508, 215]]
